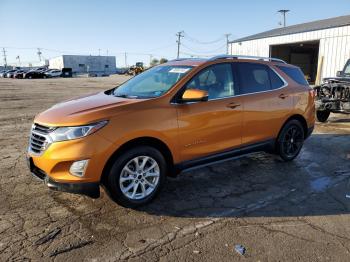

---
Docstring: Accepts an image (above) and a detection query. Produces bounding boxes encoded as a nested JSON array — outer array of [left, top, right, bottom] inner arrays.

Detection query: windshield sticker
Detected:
[[169, 68, 190, 74]]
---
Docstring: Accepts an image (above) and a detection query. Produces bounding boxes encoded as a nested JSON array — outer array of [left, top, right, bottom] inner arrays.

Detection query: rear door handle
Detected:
[[226, 102, 241, 109], [279, 93, 289, 99]]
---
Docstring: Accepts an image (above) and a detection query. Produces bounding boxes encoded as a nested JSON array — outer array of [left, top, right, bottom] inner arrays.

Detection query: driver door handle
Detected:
[[226, 102, 241, 109]]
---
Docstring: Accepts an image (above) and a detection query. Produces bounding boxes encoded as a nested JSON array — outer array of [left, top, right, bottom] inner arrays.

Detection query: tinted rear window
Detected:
[[277, 66, 309, 86], [269, 69, 285, 89], [237, 63, 271, 94]]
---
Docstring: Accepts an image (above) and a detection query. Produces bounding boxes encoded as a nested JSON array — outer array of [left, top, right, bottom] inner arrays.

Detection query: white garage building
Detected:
[[229, 15, 350, 84], [49, 55, 116, 74]]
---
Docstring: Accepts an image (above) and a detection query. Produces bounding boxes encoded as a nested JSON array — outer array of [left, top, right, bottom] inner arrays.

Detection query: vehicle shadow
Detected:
[[328, 118, 350, 123], [139, 134, 350, 218]]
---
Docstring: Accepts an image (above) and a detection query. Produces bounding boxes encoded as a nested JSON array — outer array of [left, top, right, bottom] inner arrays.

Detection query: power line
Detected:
[[176, 31, 184, 59], [181, 43, 226, 54], [183, 32, 225, 45], [179, 51, 213, 58]]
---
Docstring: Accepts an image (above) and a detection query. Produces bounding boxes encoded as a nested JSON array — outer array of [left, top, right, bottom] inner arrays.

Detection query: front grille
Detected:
[[32, 123, 55, 134], [29, 123, 54, 155]]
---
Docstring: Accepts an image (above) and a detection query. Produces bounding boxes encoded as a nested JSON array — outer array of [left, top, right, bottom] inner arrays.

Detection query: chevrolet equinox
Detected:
[[27, 55, 315, 207]]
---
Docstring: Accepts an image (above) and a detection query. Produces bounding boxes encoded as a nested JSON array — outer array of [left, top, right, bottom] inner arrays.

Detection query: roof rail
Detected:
[[210, 54, 287, 64], [170, 58, 190, 62], [169, 57, 204, 62]]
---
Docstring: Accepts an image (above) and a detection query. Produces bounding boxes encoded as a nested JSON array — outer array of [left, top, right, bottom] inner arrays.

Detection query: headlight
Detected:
[[48, 120, 108, 142]]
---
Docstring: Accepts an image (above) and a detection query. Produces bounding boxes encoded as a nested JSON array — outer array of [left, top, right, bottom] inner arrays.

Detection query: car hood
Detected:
[[35, 91, 146, 126]]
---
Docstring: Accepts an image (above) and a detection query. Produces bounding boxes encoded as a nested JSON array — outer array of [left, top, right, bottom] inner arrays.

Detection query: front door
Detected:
[[175, 63, 243, 162]]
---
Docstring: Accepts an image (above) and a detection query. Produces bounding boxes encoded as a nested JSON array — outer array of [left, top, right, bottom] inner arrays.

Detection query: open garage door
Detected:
[[270, 41, 319, 84]]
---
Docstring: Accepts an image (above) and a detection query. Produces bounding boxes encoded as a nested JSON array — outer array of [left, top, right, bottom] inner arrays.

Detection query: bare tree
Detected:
[[159, 58, 168, 64], [150, 58, 159, 66]]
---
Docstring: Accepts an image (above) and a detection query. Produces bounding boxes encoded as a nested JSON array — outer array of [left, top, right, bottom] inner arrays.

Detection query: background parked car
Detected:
[[1, 70, 11, 78], [44, 69, 62, 78], [14, 70, 28, 79], [61, 67, 73, 77], [5, 70, 17, 78], [23, 70, 46, 79], [0, 70, 6, 78]]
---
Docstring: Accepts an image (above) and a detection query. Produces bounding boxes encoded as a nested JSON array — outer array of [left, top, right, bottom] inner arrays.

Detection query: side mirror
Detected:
[[336, 71, 342, 77], [180, 89, 208, 103]]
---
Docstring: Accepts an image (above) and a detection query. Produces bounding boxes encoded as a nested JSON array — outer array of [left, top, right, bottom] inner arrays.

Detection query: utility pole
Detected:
[[2, 48, 7, 68], [98, 49, 101, 56], [124, 52, 127, 67], [224, 33, 231, 54], [16, 55, 21, 67], [37, 48, 42, 61], [176, 31, 184, 59], [149, 54, 153, 66], [278, 9, 290, 27]]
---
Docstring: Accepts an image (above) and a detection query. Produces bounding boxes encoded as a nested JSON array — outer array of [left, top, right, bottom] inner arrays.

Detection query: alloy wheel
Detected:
[[119, 156, 160, 200], [281, 125, 304, 158]]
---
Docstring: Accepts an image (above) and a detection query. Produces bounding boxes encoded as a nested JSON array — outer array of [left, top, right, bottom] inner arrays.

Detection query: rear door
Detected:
[[176, 63, 243, 162], [234, 62, 292, 146]]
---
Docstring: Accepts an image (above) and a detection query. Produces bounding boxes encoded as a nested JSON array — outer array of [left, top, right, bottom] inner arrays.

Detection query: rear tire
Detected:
[[316, 110, 330, 122], [104, 146, 166, 208], [276, 120, 305, 161]]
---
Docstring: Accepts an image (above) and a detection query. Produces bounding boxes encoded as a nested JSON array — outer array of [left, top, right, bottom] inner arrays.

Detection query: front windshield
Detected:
[[113, 65, 193, 98]]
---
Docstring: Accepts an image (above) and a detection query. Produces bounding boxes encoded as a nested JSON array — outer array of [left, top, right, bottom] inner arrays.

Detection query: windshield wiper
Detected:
[[114, 93, 128, 98], [114, 93, 139, 99]]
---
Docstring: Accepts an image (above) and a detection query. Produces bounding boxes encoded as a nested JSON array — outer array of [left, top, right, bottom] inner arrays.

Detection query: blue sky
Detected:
[[1, 0, 350, 67]]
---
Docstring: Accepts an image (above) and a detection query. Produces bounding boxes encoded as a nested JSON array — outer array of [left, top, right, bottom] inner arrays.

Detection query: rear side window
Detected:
[[277, 66, 309, 86], [237, 63, 271, 94], [269, 69, 285, 89]]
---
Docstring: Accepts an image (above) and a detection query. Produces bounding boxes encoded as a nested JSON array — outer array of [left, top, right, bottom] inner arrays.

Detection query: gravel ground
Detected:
[[0, 75, 350, 261]]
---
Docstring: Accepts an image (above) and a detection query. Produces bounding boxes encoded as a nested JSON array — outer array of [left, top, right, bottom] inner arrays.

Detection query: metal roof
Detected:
[[232, 15, 350, 43]]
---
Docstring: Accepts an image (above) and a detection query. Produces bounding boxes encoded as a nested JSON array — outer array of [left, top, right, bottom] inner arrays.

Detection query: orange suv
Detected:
[[27, 55, 315, 207]]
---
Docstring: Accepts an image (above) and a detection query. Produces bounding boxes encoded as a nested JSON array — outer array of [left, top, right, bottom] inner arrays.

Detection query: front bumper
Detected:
[[28, 130, 116, 183], [27, 157, 100, 198]]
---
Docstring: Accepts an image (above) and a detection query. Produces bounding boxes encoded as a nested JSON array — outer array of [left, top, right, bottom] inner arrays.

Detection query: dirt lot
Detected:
[[1, 75, 350, 261]]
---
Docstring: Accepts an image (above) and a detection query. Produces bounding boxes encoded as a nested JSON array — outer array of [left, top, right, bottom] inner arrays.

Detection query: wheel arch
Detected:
[[101, 136, 175, 185], [278, 114, 308, 141]]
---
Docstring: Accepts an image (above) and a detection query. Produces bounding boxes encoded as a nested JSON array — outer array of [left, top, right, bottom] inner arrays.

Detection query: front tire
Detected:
[[316, 110, 330, 122], [104, 146, 166, 208], [277, 120, 305, 161]]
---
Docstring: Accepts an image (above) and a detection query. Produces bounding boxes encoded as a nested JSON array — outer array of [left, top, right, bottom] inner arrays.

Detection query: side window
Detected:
[[269, 68, 285, 90], [185, 63, 235, 99], [343, 61, 350, 75], [237, 63, 271, 94], [276, 66, 309, 86]]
